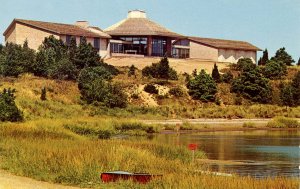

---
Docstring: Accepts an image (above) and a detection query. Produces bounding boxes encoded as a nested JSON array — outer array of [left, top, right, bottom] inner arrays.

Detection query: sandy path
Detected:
[[0, 170, 81, 189]]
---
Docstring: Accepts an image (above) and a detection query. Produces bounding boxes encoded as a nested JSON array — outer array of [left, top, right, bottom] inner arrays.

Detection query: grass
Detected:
[[0, 123, 298, 189], [267, 117, 300, 128]]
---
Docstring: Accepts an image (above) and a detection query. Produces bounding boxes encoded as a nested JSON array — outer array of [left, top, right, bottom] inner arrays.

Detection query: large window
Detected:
[[110, 43, 124, 53], [172, 48, 189, 59], [94, 38, 100, 50], [66, 35, 72, 45], [152, 38, 166, 57]]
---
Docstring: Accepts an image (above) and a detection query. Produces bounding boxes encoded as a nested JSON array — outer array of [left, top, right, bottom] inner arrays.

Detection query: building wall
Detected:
[[14, 23, 59, 50], [218, 49, 257, 63], [4, 25, 17, 44], [190, 41, 218, 61]]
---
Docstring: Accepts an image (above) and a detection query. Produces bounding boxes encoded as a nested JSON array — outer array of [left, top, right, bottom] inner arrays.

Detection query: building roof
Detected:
[[3, 19, 111, 38], [187, 36, 261, 51], [104, 11, 183, 38]]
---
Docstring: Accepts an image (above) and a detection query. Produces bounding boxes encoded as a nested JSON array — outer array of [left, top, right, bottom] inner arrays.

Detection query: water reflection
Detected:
[[144, 130, 300, 178]]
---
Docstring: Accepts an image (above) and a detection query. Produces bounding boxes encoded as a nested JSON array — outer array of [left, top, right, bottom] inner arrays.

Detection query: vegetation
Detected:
[[267, 117, 300, 128], [144, 84, 159, 94], [187, 69, 217, 102], [169, 86, 185, 97], [40, 87, 47, 101], [263, 60, 287, 79], [271, 47, 295, 66], [297, 57, 300, 66], [142, 56, 178, 80], [0, 88, 23, 122], [258, 49, 269, 66], [235, 58, 256, 72], [212, 63, 221, 83], [128, 64, 136, 77], [221, 71, 233, 83]]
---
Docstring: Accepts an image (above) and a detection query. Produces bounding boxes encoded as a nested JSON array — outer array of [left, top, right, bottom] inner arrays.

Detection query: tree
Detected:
[[0, 88, 23, 122], [271, 47, 295, 66], [187, 69, 217, 102], [48, 58, 78, 80], [222, 71, 233, 83], [128, 65, 136, 77], [68, 36, 77, 64], [41, 35, 67, 61], [279, 84, 294, 107], [258, 49, 269, 66], [192, 69, 197, 77], [74, 37, 100, 69], [231, 68, 272, 103], [40, 87, 47, 101], [212, 63, 221, 83], [263, 60, 287, 79], [297, 58, 300, 66], [291, 71, 300, 106], [236, 58, 256, 72], [34, 48, 56, 77]]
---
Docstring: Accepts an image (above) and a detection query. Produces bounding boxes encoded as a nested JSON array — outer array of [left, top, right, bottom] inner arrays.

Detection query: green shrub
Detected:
[[48, 58, 78, 80], [144, 84, 158, 94], [128, 65, 136, 77], [97, 130, 112, 139], [40, 87, 47, 101], [212, 63, 221, 83], [169, 86, 185, 97], [222, 71, 233, 83], [267, 117, 299, 128], [0, 88, 23, 122], [187, 69, 217, 102], [264, 60, 287, 79], [236, 58, 256, 72], [242, 122, 255, 128]]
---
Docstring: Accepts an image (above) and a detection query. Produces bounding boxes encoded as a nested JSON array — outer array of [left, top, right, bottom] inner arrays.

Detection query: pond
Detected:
[[145, 130, 300, 178]]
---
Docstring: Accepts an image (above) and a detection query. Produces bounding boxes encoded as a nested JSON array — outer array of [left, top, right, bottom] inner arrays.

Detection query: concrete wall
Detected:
[[4, 25, 17, 44], [190, 41, 218, 61], [218, 49, 257, 63]]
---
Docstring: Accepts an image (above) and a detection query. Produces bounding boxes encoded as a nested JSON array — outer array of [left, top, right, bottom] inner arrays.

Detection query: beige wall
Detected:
[[218, 49, 257, 63], [14, 23, 59, 50], [190, 41, 218, 61], [5, 25, 17, 44]]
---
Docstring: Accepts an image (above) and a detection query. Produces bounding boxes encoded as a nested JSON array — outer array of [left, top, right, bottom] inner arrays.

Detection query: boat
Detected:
[[100, 171, 162, 184]]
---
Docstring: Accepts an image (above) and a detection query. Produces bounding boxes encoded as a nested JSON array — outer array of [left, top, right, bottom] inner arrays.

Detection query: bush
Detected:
[[271, 47, 295, 66], [267, 117, 299, 128], [128, 65, 136, 77], [48, 58, 78, 80], [144, 84, 158, 94], [212, 63, 221, 83], [142, 56, 178, 80], [264, 60, 287, 79], [40, 87, 47, 101], [231, 68, 272, 103], [169, 86, 185, 97], [243, 122, 255, 128], [0, 88, 23, 122], [221, 71, 233, 83], [236, 58, 256, 72], [187, 69, 217, 102]]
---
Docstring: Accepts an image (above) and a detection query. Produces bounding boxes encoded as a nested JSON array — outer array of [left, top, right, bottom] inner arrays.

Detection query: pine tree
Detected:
[[257, 57, 262, 66], [128, 65, 136, 77], [297, 58, 300, 66], [260, 49, 269, 66], [212, 63, 221, 83], [271, 47, 295, 66], [291, 71, 300, 106], [192, 69, 197, 77], [280, 84, 294, 107], [68, 36, 77, 64]]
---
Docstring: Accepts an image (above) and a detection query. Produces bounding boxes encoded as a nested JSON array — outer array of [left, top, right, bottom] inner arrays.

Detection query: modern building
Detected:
[[173, 37, 261, 63], [104, 10, 183, 57], [3, 19, 111, 57], [2, 10, 261, 63]]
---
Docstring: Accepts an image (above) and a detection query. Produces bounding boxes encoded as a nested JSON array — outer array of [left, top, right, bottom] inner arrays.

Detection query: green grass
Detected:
[[267, 117, 300, 128]]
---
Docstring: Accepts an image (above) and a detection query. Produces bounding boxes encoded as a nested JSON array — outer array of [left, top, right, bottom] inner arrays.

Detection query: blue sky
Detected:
[[0, 0, 299, 60]]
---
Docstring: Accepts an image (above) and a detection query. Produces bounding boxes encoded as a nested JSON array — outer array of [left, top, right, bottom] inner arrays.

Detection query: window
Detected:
[[66, 35, 72, 45], [152, 38, 166, 57], [94, 38, 100, 50]]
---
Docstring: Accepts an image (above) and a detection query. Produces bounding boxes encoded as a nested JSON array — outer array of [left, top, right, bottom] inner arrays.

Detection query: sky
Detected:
[[0, 0, 299, 60]]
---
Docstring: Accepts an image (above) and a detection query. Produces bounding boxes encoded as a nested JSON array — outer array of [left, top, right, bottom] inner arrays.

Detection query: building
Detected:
[[104, 10, 183, 57], [2, 10, 261, 63], [173, 37, 261, 63], [3, 19, 111, 57]]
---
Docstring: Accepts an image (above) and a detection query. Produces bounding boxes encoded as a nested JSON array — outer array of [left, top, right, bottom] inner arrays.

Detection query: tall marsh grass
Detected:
[[267, 117, 300, 128]]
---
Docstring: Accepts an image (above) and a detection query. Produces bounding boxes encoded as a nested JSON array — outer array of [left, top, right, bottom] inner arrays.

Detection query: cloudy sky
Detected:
[[0, 0, 299, 60]]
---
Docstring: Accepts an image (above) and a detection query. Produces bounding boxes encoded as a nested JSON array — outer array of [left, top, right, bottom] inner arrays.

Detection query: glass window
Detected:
[[66, 35, 72, 45], [94, 38, 100, 49]]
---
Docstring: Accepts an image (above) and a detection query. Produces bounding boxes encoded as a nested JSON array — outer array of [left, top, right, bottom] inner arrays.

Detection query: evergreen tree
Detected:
[[187, 69, 217, 102], [68, 36, 77, 64], [74, 37, 100, 69], [257, 57, 262, 66], [40, 87, 47, 101], [264, 60, 287, 79], [158, 56, 170, 79], [291, 71, 300, 106], [236, 58, 256, 72], [231, 67, 272, 103], [297, 57, 300, 66], [259, 49, 269, 66], [128, 65, 136, 77], [280, 84, 294, 107], [271, 47, 295, 66], [192, 69, 197, 77], [0, 88, 23, 122], [212, 63, 221, 83], [41, 35, 67, 61]]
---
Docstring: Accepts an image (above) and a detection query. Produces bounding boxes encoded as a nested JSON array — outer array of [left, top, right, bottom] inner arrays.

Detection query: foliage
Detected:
[[169, 86, 185, 97], [192, 69, 197, 77], [267, 117, 300, 128], [142, 56, 178, 80], [297, 58, 300, 66], [40, 35, 67, 61], [236, 58, 256, 72], [211, 63, 221, 83], [258, 49, 269, 66], [187, 69, 217, 102], [271, 47, 295, 66], [48, 58, 78, 80], [231, 68, 272, 103], [221, 71, 233, 83], [0, 88, 23, 122], [40, 87, 47, 101], [73, 37, 100, 69], [128, 65, 136, 77], [0, 42, 35, 77], [263, 60, 287, 79], [291, 71, 300, 106], [144, 84, 158, 94], [279, 83, 294, 107]]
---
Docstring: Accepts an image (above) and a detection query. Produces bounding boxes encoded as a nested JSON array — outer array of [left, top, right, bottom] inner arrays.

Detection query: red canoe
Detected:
[[101, 171, 162, 184]]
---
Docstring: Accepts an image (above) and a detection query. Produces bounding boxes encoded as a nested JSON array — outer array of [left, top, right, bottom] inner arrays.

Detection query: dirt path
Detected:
[[0, 170, 80, 189]]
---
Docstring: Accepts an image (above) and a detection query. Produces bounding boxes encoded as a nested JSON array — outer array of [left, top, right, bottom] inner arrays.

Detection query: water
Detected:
[[146, 130, 300, 178]]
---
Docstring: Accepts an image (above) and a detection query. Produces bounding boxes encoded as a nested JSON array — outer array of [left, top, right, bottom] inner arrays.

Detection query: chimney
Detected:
[[75, 21, 89, 28], [127, 10, 147, 18]]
